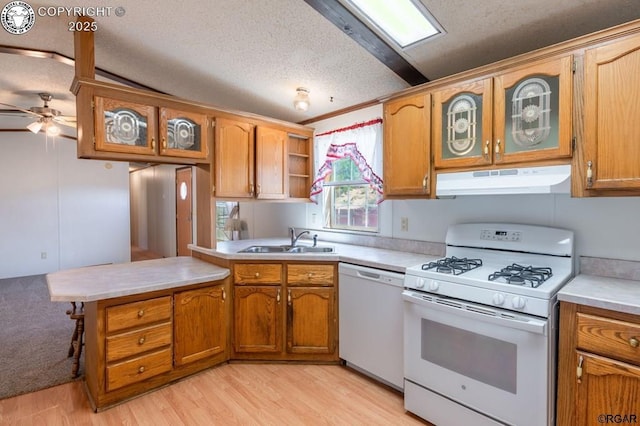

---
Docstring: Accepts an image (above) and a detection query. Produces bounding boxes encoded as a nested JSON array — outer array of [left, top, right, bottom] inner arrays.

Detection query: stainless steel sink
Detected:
[[287, 246, 334, 253], [237, 245, 334, 254], [238, 245, 288, 253]]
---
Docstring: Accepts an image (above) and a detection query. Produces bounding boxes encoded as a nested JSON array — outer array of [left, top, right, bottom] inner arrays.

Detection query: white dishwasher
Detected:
[[338, 262, 405, 391]]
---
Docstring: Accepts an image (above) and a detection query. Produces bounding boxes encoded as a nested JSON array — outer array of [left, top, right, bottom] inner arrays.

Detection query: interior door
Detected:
[[175, 167, 193, 256]]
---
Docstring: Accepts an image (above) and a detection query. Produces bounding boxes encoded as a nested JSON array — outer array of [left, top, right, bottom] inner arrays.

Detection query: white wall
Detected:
[[249, 105, 640, 263], [0, 132, 130, 279]]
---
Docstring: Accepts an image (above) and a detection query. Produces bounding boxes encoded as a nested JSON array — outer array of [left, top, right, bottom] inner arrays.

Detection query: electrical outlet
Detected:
[[41, 252, 47, 260], [401, 217, 409, 232], [311, 213, 317, 224]]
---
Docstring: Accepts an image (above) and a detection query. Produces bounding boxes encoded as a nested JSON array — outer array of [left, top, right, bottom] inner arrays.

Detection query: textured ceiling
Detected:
[[1, 0, 640, 133]]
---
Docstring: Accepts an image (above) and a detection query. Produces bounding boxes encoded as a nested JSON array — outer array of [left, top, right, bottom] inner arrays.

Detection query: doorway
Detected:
[[176, 167, 193, 256]]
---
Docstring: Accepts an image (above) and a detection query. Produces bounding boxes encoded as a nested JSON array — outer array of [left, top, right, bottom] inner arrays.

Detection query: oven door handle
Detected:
[[403, 291, 547, 335]]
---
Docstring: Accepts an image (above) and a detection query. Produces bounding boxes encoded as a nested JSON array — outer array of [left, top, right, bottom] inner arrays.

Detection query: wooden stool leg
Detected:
[[72, 314, 84, 378], [66, 302, 85, 378], [67, 302, 78, 358]]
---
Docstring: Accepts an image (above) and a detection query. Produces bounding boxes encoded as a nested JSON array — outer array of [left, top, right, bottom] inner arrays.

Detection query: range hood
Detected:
[[436, 164, 571, 196]]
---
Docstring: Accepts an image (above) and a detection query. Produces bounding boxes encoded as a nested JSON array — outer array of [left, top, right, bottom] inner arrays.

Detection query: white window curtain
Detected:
[[310, 118, 383, 203]]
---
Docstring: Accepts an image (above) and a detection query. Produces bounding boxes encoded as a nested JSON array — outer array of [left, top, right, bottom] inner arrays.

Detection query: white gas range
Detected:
[[403, 223, 574, 426]]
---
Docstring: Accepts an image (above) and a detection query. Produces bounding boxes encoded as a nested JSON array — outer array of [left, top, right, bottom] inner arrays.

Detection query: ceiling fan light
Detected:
[[46, 123, 61, 137], [27, 119, 44, 134], [293, 87, 310, 111]]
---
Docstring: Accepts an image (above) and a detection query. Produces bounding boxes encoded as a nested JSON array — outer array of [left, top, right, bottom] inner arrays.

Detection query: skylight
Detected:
[[345, 0, 442, 48]]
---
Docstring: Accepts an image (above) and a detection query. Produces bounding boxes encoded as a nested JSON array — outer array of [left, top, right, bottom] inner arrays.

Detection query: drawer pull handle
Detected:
[[138, 336, 146, 345], [254, 272, 260, 278], [630, 337, 639, 348], [307, 273, 314, 279], [137, 309, 144, 318], [138, 366, 145, 374]]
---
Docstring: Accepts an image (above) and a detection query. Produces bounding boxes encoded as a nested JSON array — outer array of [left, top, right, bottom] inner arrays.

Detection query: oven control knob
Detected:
[[416, 278, 426, 289], [428, 281, 440, 292], [492, 293, 505, 306], [512, 296, 527, 310]]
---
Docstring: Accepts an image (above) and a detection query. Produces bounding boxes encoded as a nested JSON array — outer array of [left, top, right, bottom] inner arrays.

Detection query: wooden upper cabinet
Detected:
[[433, 56, 573, 169], [213, 117, 255, 198], [94, 96, 158, 156], [383, 92, 431, 197], [94, 95, 212, 162], [494, 55, 573, 165], [583, 33, 640, 191], [433, 78, 493, 169], [255, 126, 288, 199], [159, 108, 210, 160]]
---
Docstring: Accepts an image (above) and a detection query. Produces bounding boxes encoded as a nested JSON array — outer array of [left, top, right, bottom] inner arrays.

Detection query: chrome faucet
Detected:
[[289, 227, 310, 247]]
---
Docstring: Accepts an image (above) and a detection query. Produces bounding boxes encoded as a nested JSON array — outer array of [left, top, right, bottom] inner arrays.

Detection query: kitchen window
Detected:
[[323, 158, 379, 231], [311, 119, 383, 233]]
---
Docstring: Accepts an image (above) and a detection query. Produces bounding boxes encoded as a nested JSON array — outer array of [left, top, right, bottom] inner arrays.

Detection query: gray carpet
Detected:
[[0, 274, 81, 400]]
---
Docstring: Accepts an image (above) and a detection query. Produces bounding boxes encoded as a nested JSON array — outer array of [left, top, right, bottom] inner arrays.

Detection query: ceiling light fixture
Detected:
[[293, 87, 310, 111], [46, 122, 61, 137], [26, 118, 44, 134]]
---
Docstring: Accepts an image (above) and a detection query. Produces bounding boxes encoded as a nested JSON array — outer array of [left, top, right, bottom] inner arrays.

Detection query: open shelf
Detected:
[[288, 134, 312, 199]]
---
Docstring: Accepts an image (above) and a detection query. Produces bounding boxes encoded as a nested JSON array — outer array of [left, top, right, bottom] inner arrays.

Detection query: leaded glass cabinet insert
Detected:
[[160, 108, 209, 159], [442, 93, 483, 159], [504, 75, 559, 154], [167, 117, 200, 151], [105, 108, 147, 146], [94, 96, 156, 155]]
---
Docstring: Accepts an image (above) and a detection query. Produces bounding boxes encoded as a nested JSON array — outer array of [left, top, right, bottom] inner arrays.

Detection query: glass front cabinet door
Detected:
[[159, 108, 210, 160], [94, 96, 157, 155], [433, 78, 493, 169], [493, 55, 573, 165], [433, 56, 573, 169]]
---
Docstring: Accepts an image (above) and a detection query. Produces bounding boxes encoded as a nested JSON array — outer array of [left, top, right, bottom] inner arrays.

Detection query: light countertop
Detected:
[[558, 274, 640, 315], [47, 256, 230, 302], [190, 238, 436, 273]]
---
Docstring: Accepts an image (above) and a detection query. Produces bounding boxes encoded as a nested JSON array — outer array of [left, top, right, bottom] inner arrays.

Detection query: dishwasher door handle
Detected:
[[357, 270, 381, 280]]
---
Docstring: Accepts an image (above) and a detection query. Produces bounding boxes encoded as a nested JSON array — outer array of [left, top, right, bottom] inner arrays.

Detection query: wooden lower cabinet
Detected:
[[232, 262, 338, 361], [287, 287, 335, 354], [557, 302, 640, 425], [174, 284, 227, 366], [84, 279, 230, 411], [234, 285, 283, 354]]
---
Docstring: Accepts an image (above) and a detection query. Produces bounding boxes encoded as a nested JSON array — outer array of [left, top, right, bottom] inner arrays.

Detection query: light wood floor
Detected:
[[131, 246, 163, 262], [0, 363, 428, 425]]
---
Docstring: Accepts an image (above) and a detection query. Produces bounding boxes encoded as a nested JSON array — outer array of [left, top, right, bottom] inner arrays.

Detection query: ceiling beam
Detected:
[[302, 0, 428, 86]]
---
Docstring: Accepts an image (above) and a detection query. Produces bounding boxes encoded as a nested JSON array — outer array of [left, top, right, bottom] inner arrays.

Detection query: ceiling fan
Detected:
[[0, 92, 76, 136]]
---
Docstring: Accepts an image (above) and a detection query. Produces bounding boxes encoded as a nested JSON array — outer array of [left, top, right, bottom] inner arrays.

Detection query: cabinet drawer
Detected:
[[106, 322, 172, 363], [106, 347, 172, 391], [234, 264, 282, 284], [106, 296, 172, 333], [577, 313, 640, 365], [287, 264, 334, 286]]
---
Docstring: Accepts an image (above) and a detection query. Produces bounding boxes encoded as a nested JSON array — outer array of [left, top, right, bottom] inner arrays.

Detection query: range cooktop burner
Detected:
[[422, 256, 483, 276], [488, 263, 553, 288]]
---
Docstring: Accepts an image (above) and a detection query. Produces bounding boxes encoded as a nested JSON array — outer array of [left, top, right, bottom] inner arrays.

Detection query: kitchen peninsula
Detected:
[[47, 257, 230, 411]]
